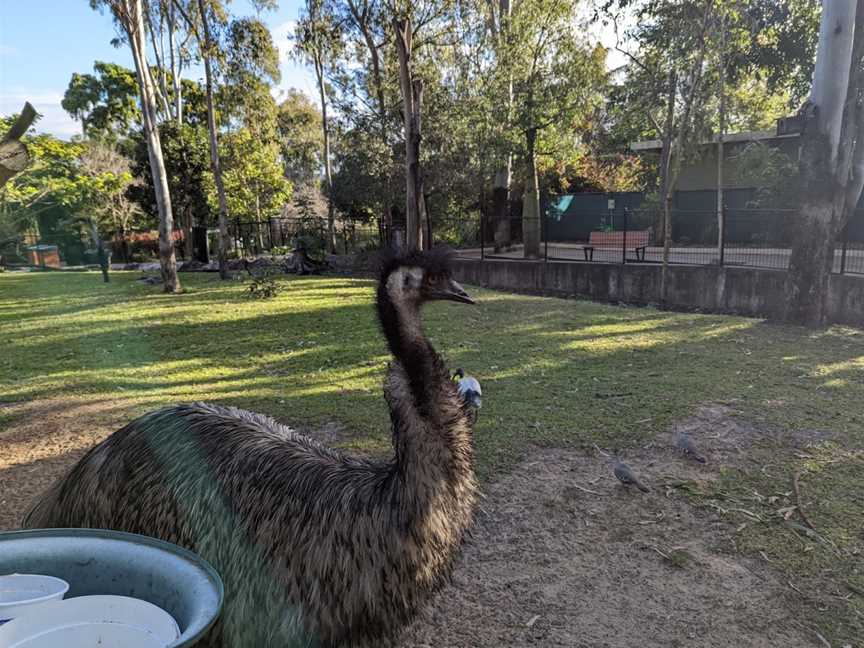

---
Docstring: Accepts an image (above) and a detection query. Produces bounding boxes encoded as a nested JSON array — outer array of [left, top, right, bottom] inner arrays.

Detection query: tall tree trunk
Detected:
[[659, 71, 677, 306], [126, 0, 180, 292], [167, 0, 182, 125], [346, 0, 391, 245], [197, 0, 230, 279], [716, 10, 726, 263], [492, 0, 512, 253], [787, 0, 863, 325], [314, 54, 337, 254], [660, 3, 713, 304], [492, 165, 511, 252], [522, 127, 541, 259], [144, 3, 173, 121], [394, 16, 427, 251]]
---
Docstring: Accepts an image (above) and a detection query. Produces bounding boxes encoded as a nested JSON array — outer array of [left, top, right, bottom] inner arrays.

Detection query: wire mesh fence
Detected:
[[221, 206, 864, 277], [475, 206, 864, 275], [431, 213, 482, 257], [228, 217, 382, 257]]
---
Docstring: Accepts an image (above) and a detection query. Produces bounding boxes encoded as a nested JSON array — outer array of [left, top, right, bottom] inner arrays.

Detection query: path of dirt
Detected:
[[0, 402, 825, 646], [0, 398, 119, 529], [400, 442, 814, 647]]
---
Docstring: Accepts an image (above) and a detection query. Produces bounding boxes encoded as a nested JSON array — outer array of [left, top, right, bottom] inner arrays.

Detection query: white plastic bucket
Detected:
[[0, 574, 69, 624], [0, 594, 180, 647]]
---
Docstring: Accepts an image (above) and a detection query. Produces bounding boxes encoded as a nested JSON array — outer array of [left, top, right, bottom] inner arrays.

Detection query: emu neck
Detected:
[[377, 290, 474, 509]]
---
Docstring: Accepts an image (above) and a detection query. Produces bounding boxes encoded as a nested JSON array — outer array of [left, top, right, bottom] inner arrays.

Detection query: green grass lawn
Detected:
[[1, 269, 862, 641]]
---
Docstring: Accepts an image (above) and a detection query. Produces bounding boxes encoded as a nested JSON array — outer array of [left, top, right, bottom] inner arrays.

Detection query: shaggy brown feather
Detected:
[[25, 249, 477, 648]]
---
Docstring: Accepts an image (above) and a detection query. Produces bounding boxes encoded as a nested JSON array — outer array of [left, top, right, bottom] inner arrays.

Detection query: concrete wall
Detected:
[[452, 259, 864, 326]]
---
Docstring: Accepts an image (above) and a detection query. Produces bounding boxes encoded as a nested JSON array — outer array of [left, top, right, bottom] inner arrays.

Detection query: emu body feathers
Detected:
[[25, 251, 478, 648]]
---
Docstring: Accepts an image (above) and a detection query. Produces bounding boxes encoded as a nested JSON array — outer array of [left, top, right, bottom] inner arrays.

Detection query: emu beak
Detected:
[[433, 279, 475, 305]]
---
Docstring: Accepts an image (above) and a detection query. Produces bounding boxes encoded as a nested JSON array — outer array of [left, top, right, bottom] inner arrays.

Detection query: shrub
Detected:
[[247, 272, 279, 299]]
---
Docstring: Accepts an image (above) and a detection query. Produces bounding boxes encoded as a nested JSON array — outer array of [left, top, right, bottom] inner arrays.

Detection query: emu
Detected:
[[25, 247, 479, 648]]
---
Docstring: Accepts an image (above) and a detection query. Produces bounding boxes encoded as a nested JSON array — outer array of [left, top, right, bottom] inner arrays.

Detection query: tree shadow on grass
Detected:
[[3, 274, 864, 481]]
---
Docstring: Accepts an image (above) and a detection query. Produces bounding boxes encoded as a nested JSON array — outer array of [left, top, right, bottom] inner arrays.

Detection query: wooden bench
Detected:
[[583, 230, 650, 261]]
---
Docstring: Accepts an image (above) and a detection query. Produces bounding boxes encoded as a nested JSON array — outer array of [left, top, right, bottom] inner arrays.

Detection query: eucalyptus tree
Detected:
[[91, 0, 180, 292], [296, 0, 343, 252], [501, 0, 606, 258], [277, 89, 324, 187], [786, 0, 864, 325], [62, 61, 142, 140]]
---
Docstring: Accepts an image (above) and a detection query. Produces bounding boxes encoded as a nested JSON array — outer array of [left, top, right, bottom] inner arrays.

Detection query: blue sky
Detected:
[[0, 0, 317, 138]]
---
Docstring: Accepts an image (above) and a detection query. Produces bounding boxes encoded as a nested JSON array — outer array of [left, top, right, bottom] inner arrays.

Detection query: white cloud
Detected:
[[0, 89, 81, 139]]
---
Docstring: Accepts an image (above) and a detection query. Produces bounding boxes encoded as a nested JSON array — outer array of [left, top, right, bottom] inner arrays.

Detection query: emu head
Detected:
[[379, 246, 474, 310]]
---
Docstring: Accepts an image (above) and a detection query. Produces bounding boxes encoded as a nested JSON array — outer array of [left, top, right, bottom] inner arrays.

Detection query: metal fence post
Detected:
[[622, 208, 628, 264], [719, 204, 726, 266], [840, 225, 848, 275], [543, 194, 548, 262], [480, 211, 485, 260]]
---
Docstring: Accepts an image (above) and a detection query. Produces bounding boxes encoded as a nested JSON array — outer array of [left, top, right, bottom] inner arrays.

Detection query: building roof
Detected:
[[629, 129, 800, 152]]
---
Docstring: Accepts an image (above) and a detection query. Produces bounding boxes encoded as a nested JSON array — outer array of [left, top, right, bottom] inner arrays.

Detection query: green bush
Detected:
[[247, 273, 279, 299]]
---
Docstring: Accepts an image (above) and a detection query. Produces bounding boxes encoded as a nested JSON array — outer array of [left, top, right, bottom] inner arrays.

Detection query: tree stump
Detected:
[[0, 103, 37, 189], [284, 245, 325, 275]]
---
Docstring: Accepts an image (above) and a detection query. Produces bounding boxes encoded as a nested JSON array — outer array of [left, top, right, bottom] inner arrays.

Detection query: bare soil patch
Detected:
[[0, 398, 120, 530], [401, 408, 822, 647]]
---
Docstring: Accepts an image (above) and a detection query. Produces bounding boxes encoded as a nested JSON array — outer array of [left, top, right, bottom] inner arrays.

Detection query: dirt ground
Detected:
[[0, 403, 838, 646], [401, 446, 813, 647], [0, 397, 119, 529]]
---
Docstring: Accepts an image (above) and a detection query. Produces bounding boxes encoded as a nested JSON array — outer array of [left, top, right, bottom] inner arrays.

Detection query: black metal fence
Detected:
[[471, 206, 864, 276], [228, 217, 381, 257], [215, 208, 864, 278]]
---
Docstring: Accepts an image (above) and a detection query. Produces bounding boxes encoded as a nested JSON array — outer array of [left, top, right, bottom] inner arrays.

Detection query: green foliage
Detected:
[[129, 121, 211, 229], [0, 116, 143, 262], [222, 17, 282, 141], [600, 0, 819, 159], [503, 0, 607, 150], [217, 128, 292, 222], [731, 141, 799, 208], [247, 272, 280, 299], [62, 61, 140, 140], [277, 90, 323, 186], [330, 123, 393, 222]]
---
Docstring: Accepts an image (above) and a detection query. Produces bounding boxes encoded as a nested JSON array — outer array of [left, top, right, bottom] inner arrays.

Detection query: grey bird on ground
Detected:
[[613, 459, 650, 492], [674, 431, 707, 463]]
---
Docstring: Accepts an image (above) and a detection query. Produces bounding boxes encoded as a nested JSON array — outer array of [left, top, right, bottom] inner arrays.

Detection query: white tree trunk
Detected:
[[810, 0, 857, 165], [167, 0, 182, 125], [126, 0, 180, 292], [315, 55, 338, 254], [716, 10, 726, 262], [786, 0, 862, 324]]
